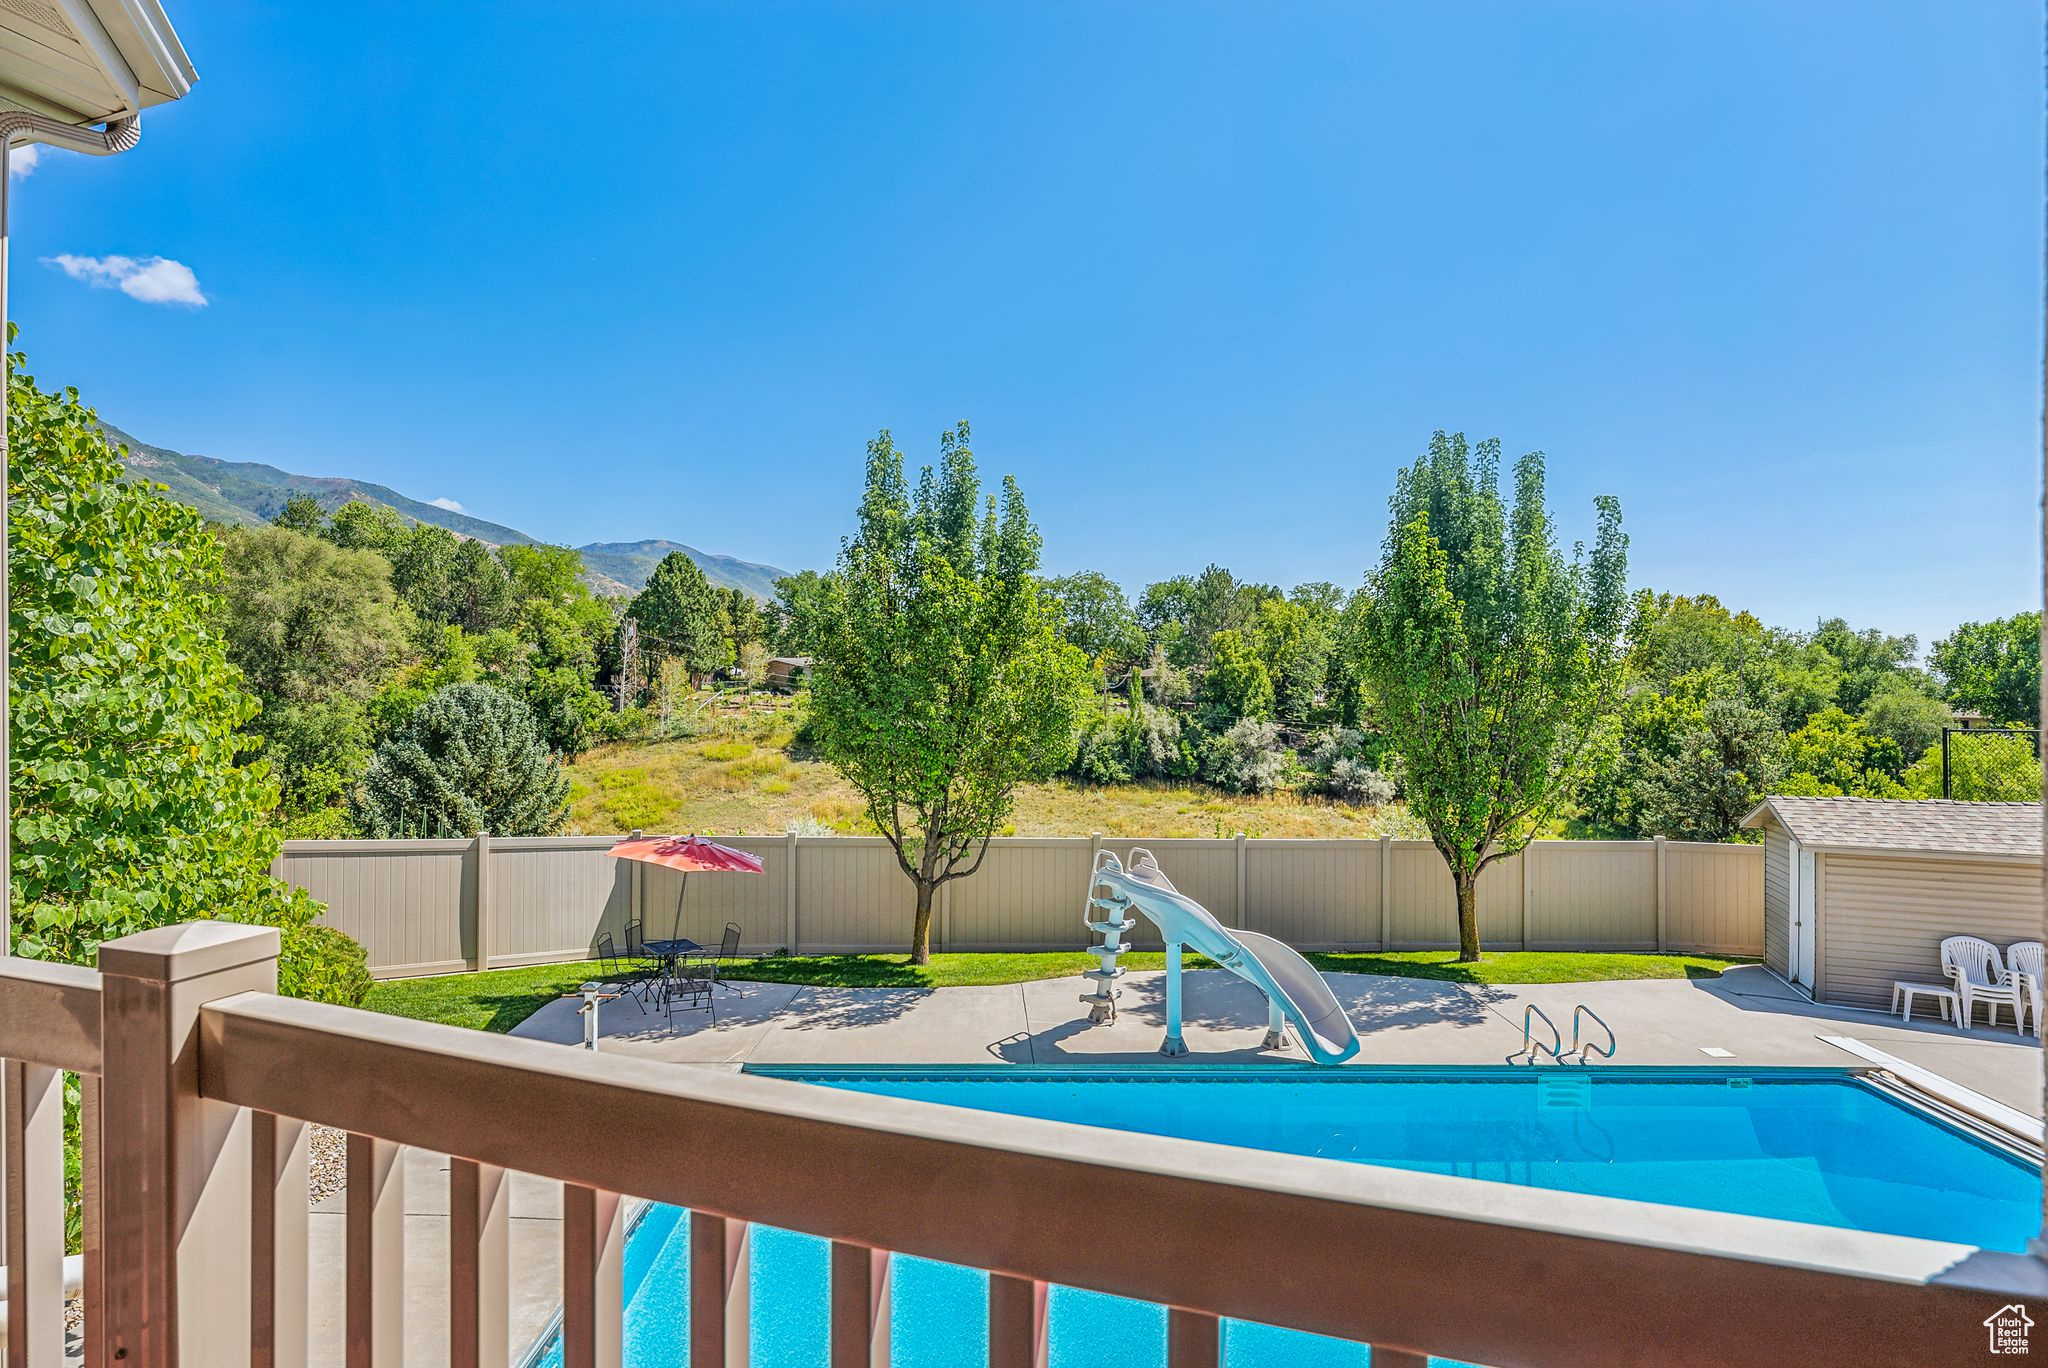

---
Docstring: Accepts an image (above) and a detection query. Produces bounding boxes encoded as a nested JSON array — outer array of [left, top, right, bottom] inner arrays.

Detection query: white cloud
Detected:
[[10, 144, 39, 178], [45, 253, 207, 307], [428, 496, 465, 513]]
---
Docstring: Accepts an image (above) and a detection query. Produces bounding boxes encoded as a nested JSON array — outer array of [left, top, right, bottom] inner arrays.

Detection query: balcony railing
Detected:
[[3, 919, 2044, 1368]]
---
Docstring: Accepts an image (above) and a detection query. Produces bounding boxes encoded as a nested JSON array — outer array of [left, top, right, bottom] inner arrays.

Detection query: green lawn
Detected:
[[361, 949, 1753, 1033]]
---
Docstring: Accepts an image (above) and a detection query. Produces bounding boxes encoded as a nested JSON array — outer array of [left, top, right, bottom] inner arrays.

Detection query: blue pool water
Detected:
[[535, 1066, 2038, 1366]]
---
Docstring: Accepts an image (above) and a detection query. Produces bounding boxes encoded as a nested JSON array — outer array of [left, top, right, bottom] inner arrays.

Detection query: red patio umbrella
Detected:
[[609, 835, 765, 944]]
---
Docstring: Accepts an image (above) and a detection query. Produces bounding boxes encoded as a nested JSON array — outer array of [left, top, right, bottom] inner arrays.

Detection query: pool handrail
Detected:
[[1521, 1003, 1563, 1063], [1564, 1004, 1617, 1065]]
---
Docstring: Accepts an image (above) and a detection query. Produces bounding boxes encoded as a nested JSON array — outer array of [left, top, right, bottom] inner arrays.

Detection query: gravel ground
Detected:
[[307, 1122, 348, 1203]]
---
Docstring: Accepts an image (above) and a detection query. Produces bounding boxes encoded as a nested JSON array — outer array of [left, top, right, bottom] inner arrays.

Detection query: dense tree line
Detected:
[[1029, 559, 2039, 833], [220, 493, 780, 837]]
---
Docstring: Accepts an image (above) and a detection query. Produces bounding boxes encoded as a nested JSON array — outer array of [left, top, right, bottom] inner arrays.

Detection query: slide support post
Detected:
[[1263, 995, 1288, 1051], [1161, 941, 1189, 1057]]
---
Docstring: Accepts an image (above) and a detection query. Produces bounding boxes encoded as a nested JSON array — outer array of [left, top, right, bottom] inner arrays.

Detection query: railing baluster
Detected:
[[345, 1134, 404, 1368], [251, 1111, 309, 1368], [4, 1060, 63, 1368], [828, 1241, 889, 1367], [690, 1214, 752, 1368], [450, 1160, 511, 1368], [988, 1272, 1048, 1368], [78, 1075, 102, 1368], [1167, 1308, 1219, 1368], [560, 1184, 623, 1368]]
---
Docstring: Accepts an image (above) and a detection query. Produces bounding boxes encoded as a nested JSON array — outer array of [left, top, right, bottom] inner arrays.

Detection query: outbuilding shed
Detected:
[[1739, 797, 2041, 1009]]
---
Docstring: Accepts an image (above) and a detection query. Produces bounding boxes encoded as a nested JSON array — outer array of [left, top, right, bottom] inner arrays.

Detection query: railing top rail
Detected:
[[198, 991, 2046, 1367], [0, 955, 103, 1074]]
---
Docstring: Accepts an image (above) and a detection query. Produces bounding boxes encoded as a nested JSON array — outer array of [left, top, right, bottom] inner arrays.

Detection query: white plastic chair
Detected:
[[2007, 941, 2046, 1039], [1940, 936, 2026, 1034]]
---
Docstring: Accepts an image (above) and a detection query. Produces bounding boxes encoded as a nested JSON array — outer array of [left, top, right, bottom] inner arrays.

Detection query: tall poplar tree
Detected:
[[808, 424, 1089, 962], [1354, 432, 1629, 961]]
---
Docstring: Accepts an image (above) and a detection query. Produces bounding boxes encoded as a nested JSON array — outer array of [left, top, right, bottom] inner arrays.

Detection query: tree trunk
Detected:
[[909, 879, 936, 965], [1453, 869, 1482, 963]]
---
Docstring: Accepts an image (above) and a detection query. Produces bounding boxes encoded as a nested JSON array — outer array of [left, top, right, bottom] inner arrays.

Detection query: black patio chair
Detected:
[[714, 921, 744, 995], [662, 959, 718, 1027], [594, 932, 652, 1013]]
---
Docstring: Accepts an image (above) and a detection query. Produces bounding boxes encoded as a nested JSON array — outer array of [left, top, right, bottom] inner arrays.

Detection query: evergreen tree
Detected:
[[629, 551, 725, 676], [350, 682, 569, 836]]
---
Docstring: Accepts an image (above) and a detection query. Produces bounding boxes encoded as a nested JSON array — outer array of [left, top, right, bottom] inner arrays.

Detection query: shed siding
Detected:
[[1762, 828, 1791, 979], [1817, 853, 2042, 1010]]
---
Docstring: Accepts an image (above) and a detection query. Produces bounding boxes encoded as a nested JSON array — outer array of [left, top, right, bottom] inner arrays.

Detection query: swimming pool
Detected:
[[532, 1065, 2038, 1366]]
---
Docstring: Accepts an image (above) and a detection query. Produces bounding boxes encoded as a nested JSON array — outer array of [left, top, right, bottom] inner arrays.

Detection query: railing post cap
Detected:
[[98, 920, 281, 982]]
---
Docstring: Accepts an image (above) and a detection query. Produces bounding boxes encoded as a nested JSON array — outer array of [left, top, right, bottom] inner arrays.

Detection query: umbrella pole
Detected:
[[673, 871, 688, 945]]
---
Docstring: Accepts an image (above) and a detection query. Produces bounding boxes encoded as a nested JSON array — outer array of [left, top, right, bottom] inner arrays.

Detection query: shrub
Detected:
[[1128, 708, 1197, 779], [1201, 718, 1289, 794], [1307, 728, 1397, 803], [1071, 713, 1134, 785], [281, 806, 356, 840], [350, 682, 570, 837], [278, 922, 372, 1007]]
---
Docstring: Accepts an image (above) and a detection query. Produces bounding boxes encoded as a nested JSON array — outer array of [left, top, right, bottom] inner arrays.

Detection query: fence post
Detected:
[[1654, 836, 1669, 952], [1378, 836, 1392, 950], [99, 921, 281, 1367], [1233, 832, 1247, 930], [628, 830, 644, 935], [472, 831, 494, 972], [785, 831, 799, 954], [1520, 842, 1535, 950]]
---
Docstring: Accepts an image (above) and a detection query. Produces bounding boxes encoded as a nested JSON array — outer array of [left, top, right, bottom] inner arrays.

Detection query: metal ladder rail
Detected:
[[1519, 1004, 1563, 1064], [1562, 1005, 1617, 1065]]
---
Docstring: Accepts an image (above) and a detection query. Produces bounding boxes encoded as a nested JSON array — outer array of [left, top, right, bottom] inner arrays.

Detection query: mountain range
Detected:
[[105, 424, 792, 600]]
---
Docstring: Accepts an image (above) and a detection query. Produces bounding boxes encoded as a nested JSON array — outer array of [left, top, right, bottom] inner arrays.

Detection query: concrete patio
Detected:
[[512, 963, 2045, 1114]]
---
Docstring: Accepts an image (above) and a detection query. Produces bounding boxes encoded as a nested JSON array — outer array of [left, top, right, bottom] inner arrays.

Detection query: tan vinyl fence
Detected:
[[278, 834, 1764, 979]]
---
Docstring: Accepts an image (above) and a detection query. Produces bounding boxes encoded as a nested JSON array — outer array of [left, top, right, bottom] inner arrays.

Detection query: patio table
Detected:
[[640, 938, 704, 1009]]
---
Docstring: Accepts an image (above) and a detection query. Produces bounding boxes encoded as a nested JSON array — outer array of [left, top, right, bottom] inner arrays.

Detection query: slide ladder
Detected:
[[1082, 847, 1361, 1065]]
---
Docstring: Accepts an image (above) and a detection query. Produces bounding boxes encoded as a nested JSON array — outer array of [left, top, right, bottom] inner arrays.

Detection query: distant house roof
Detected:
[[766, 656, 811, 669], [1740, 796, 2041, 861]]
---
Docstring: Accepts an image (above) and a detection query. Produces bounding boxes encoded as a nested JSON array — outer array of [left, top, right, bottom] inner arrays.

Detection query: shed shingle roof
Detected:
[[1739, 796, 2041, 860]]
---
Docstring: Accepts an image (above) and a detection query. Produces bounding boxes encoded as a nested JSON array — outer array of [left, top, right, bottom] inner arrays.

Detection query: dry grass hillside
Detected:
[[565, 706, 1422, 839]]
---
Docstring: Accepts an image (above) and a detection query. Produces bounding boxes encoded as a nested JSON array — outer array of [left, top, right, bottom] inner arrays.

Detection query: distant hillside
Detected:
[[105, 424, 792, 600], [579, 540, 786, 602]]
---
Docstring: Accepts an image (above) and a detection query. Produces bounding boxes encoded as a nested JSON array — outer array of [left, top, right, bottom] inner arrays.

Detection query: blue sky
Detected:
[[13, 2, 2040, 651]]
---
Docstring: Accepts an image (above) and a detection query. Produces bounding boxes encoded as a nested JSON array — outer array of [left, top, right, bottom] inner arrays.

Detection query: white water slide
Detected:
[[1083, 847, 1361, 1064]]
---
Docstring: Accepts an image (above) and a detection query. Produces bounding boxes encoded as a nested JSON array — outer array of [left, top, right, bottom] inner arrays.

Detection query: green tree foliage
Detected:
[[324, 498, 409, 555], [1138, 565, 1277, 669], [450, 537, 518, 634], [1353, 432, 1628, 961], [8, 345, 318, 963], [1807, 618, 1919, 716], [500, 542, 586, 604], [1859, 678, 1953, 769], [1631, 695, 1784, 841], [1045, 570, 1146, 666], [1778, 707, 1903, 797], [1249, 590, 1340, 724], [271, 491, 327, 534], [629, 551, 726, 675], [1197, 628, 1275, 728], [1933, 613, 2042, 727], [213, 525, 414, 818], [808, 425, 1090, 962], [767, 568, 834, 657], [350, 682, 570, 837]]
